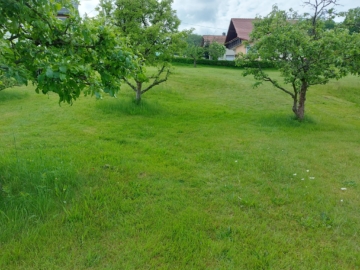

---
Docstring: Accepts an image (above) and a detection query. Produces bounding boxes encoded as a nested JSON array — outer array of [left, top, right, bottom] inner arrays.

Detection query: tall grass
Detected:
[[0, 65, 359, 269]]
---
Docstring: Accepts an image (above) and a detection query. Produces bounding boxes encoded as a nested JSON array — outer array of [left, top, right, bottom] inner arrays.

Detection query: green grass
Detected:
[[1, 65, 360, 269]]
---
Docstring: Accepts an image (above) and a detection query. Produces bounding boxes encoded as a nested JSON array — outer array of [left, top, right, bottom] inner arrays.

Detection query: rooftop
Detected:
[[202, 35, 227, 46], [225, 18, 256, 44]]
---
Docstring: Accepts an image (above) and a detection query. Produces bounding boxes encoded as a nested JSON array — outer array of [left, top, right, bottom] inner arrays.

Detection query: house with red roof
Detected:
[[201, 33, 236, 61], [201, 18, 256, 61], [225, 18, 255, 55], [201, 34, 227, 46]]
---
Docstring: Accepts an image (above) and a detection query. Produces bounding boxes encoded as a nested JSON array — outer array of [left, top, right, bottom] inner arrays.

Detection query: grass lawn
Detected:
[[0, 64, 359, 269]]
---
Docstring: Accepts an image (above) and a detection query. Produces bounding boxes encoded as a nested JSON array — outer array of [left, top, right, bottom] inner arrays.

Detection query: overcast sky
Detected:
[[78, 0, 359, 35]]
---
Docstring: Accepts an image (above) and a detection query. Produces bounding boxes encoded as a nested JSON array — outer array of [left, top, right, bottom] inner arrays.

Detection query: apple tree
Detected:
[[98, 0, 188, 103], [236, 0, 354, 120], [0, 0, 137, 103]]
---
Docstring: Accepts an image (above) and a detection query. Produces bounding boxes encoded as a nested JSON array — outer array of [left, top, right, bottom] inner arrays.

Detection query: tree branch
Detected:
[[141, 65, 170, 94], [122, 77, 137, 92], [22, 1, 59, 33], [303, 0, 339, 37], [263, 76, 295, 98]]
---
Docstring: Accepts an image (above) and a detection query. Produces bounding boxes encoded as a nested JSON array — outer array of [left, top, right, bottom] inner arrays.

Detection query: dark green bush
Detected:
[[171, 57, 276, 69]]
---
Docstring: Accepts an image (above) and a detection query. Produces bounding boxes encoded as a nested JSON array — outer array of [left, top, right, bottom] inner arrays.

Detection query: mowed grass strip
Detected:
[[0, 65, 359, 269]]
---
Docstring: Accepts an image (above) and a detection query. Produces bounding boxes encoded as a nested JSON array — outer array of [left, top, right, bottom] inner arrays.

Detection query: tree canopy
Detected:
[[237, 0, 358, 120], [183, 45, 204, 67], [0, 0, 137, 102], [208, 42, 226, 61], [98, 0, 188, 102], [342, 7, 360, 34], [186, 33, 203, 46]]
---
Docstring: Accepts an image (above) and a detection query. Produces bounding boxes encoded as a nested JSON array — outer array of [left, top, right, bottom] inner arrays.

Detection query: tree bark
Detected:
[[292, 80, 307, 120], [136, 81, 142, 103], [193, 59, 197, 67]]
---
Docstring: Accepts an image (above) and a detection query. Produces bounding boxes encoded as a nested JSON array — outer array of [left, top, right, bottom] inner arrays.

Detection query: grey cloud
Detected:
[[78, 0, 360, 35], [174, 0, 219, 17]]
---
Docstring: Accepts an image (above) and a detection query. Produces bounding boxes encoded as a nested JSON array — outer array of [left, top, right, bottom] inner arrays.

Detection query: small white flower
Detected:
[[63, 201, 67, 204], [301, 178, 304, 180], [341, 188, 347, 191], [293, 173, 297, 176], [340, 199, 343, 202], [309, 177, 315, 180], [235, 160, 238, 163], [306, 170, 309, 172]]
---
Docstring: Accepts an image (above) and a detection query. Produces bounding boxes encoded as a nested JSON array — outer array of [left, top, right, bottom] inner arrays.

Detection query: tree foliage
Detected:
[[98, 0, 188, 102], [236, 1, 356, 120], [208, 42, 226, 61], [0, 73, 20, 91], [342, 7, 360, 34], [0, 0, 137, 102], [183, 45, 204, 67], [323, 19, 336, 30], [186, 33, 203, 46]]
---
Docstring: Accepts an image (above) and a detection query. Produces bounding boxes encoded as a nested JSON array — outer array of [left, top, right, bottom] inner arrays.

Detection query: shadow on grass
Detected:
[[96, 97, 163, 116], [256, 113, 319, 129], [0, 88, 29, 103], [257, 112, 353, 132]]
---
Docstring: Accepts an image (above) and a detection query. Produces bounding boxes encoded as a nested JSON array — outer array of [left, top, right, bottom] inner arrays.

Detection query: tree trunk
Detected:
[[292, 81, 307, 121], [194, 59, 197, 67], [135, 81, 142, 103]]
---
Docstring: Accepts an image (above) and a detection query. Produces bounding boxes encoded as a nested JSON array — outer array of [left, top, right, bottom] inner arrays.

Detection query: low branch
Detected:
[[122, 77, 137, 92], [263, 76, 295, 98], [141, 65, 170, 94]]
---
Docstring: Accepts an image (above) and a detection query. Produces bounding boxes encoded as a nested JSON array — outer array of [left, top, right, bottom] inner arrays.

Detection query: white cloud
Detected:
[[78, 0, 99, 17], [78, 0, 360, 35]]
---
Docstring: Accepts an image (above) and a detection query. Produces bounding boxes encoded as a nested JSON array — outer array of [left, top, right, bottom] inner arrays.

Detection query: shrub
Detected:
[[171, 57, 275, 69]]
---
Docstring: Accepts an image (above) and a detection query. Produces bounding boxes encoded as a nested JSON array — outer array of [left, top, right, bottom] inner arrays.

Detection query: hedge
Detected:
[[171, 57, 276, 69]]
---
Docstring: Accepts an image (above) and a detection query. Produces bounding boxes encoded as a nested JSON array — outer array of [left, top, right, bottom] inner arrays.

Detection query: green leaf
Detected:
[[59, 73, 67, 81], [59, 66, 67, 73], [46, 68, 54, 78]]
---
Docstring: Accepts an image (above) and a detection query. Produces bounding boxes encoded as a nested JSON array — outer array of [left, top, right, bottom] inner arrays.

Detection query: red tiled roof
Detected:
[[202, 35, 227, 45], [225, 18, 256, 43], [232, 18, 255, 40]]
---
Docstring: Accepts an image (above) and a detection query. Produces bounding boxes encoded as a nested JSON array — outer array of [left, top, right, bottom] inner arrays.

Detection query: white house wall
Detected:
[[218, 48, 236, 61]]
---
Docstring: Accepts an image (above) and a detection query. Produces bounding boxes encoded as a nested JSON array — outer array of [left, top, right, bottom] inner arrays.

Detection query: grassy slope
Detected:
[[0, 65, 359, 269]]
